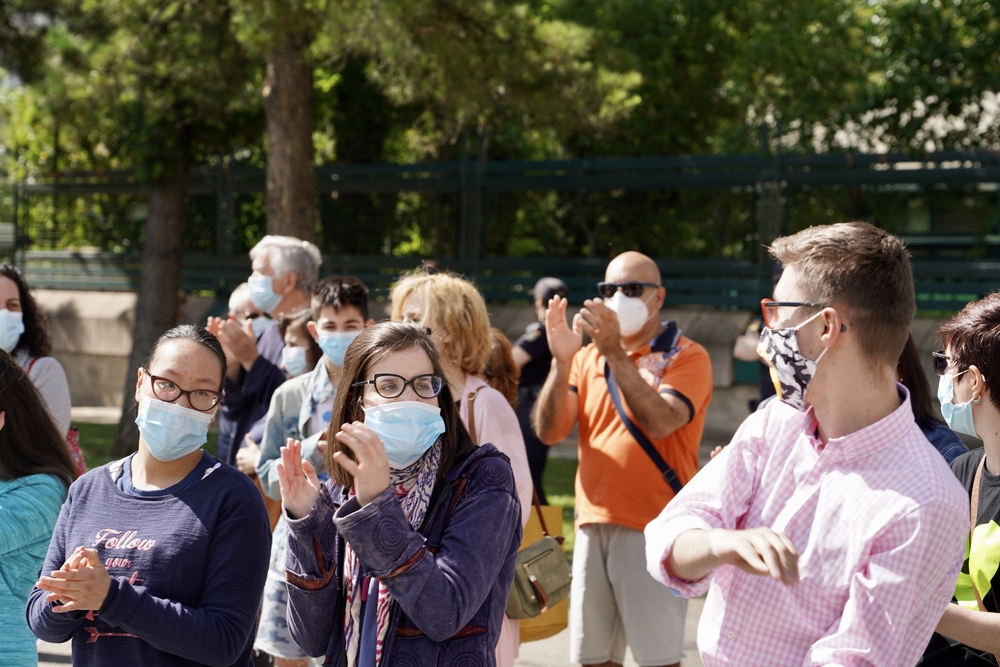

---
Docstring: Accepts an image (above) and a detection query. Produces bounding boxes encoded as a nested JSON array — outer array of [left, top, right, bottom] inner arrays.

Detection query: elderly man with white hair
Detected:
[[208, 235, 322, 467]]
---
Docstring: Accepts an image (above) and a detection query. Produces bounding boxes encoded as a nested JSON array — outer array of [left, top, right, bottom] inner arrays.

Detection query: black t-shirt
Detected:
[[516, 321, 551, 387], [920, 448, 1000, 665]]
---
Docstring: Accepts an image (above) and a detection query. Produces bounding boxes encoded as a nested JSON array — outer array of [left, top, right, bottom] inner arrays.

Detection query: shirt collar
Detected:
[[802, 383, 914, 461], [629, 321, 681, 358]]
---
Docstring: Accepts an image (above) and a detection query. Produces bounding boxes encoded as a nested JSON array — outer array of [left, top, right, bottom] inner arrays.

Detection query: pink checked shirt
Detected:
[[646, 388, 968, 667]]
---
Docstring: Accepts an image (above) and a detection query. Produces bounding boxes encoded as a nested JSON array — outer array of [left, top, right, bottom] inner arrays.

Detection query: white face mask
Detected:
[[606, 290, 656, 337]]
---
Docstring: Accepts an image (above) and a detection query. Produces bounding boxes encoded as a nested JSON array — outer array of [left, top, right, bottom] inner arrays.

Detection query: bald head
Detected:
[[605, 251, 661, 285]]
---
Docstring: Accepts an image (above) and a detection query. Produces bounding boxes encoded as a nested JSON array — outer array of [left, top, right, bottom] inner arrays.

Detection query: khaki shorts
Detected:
[[570, 523, 687, 666]]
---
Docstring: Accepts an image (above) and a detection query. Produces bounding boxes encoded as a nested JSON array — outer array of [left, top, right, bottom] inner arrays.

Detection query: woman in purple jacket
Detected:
[[278, 321, 521, 667]]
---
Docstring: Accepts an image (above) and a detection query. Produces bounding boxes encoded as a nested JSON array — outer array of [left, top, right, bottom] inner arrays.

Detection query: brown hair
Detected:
[[279, 309, 322, 371], [482, 328, 519, 409], [938, 291, 1000, 413], [897, 334, 939, 431], [389, 272, 492, 376], [325, 321, 473, 486], [311, 275, 370, 322], [0, 351, 77, 488], [769, 222, 914, 364]]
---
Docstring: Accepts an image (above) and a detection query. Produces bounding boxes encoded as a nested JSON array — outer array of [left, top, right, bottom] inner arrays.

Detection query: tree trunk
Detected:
[[112, 159, 189, 456], [263, 33, 316, 241]]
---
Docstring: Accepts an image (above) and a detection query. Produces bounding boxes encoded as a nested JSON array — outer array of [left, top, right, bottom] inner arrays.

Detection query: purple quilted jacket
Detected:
[[284, 441, 522, 666]]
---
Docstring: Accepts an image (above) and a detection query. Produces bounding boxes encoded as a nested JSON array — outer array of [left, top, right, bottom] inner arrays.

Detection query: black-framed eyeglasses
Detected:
[[760, 298, 826, 329], [597, 282, 660, 299], [932, 350, 957, 376], [352, 373, 446, 399], [244, 312, 271, 321], [143, 369, 223, 411]]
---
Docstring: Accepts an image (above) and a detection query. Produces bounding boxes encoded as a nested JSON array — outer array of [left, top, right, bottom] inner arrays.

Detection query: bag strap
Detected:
[[603, 362, 682, 494], [970, 454, 1000, 666], [26, 357, 38, 374], [530, 488, 564, 546], [466, 390, 480, 445]]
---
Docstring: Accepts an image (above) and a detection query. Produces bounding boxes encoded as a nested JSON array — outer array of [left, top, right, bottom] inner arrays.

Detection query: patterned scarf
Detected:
[[342, 439, 441, 667]]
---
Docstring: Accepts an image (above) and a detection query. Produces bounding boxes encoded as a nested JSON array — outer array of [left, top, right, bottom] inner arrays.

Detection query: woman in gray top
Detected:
[[0, 264, 71, 434]]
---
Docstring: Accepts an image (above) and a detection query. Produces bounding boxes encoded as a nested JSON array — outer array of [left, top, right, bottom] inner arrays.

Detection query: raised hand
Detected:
[[333, 422, 391, 507], [576, 297, 622, 356], [544, 295, 583, 365], [215, 316, 259, 369], [276, 438, 322, 519], [36, 548, 112, 612]]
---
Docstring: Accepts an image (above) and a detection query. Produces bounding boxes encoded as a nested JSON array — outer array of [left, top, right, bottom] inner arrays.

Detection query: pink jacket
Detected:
[[459, 375, 533, 525]]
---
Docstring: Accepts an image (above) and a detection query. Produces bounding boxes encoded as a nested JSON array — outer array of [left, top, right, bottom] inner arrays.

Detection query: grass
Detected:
[[542, 457, 578, 563], [74, 420, 580, 558]]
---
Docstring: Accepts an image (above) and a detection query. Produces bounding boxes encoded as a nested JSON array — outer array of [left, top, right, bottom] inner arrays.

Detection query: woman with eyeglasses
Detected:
[[390, 272, 532, 666], [918, 293, 1000, 665], [279, 321, 521, 667], [28, 325, 271, 667]]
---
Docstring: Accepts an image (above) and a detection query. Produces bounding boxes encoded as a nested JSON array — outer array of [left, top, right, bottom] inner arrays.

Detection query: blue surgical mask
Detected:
[[249, 314, 273, 339], [282, 345, 309, 377], [0, 309, 25, 353], [363, 401, 446, 469], [135, 395, 214, 462], [937, 371, 980, 439], [247, 274, 283, 314], [318, 330, 362, 367]]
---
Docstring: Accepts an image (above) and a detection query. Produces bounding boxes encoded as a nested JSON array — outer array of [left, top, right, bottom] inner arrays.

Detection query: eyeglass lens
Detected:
[[931, 351, 950, 376], [150, 376, 220, 410], [373, 374, 443, 399]]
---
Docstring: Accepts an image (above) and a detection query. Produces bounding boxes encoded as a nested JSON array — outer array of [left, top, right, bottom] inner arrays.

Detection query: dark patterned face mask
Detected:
[[757, 310, 828, 412]]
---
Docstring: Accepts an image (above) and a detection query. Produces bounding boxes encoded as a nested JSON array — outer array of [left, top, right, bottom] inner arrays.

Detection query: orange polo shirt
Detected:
[[568, 322, 712, 532]]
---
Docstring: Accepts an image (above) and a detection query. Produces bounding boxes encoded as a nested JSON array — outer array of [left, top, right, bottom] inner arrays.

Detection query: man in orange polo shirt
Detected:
[[534, 251, 712, 667]]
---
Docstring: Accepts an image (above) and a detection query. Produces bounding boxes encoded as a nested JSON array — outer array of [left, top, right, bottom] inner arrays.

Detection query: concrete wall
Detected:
[[36, 290, 950, 443]]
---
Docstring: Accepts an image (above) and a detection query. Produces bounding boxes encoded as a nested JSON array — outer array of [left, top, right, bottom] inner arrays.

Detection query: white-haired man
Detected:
[[208, 235, 322, 466]]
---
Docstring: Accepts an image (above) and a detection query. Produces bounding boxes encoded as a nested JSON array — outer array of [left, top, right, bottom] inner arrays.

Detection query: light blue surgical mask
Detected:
[[135, 395, 214, 462], [363, 401, 445, 469], [282, 345, 309, 377], [0, 309, 25, 353], [937, 370, 980, 439], [248, 314, 273, 339], [318, 330, 362, 367], [247, 274, 283, 314]]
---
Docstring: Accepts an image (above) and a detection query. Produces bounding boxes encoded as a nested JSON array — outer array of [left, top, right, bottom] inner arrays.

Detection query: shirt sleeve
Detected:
[[515, 323, 548, 359], [644, 408, 768, 597], [256, 389, 289, 501], [801, 500, 968, 667], [0, 475, 65, 558], [29, 357, 72, 435], [657, 343, 713, 422]]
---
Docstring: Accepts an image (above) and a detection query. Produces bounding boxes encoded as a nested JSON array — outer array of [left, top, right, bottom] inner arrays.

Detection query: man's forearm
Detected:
[[532, 359, 574, 444], [604, 348, 687, 440], [668, 529, 729, 582]]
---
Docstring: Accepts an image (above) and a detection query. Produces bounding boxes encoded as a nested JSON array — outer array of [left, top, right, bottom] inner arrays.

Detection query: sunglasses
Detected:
[[931, 350, 955, 376], [760, 298, 827, 329], [597, 282, 660, 299]]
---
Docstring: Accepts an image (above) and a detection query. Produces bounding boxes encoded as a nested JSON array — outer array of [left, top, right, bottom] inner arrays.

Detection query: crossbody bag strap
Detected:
[[531, 487, 564, 546], [466, 390, 480, 445], [603, 361, 682, 494], [970, 454, 1000, 666]]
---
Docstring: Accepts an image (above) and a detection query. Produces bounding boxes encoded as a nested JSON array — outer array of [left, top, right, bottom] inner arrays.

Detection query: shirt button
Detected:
[[726, 631, 735, 639]]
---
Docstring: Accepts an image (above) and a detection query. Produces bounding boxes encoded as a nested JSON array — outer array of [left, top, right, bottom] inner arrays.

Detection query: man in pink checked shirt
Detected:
[[645, 222, 969, 667]]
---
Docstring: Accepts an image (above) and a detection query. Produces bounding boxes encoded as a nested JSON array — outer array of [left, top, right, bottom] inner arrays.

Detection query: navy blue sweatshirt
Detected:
[[27, 452, 271, 667]]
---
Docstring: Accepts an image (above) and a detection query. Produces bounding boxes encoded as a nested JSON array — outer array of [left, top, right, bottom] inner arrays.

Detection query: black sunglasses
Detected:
[[597, 282, 660, 299], [932, 350, 955, 376]]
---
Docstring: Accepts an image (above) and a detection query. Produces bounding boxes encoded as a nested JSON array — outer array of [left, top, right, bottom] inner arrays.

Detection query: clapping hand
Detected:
[[544, 295, 583, 365], [576, 298, 622, 355], [36, 546, 112, 612], [333, 422, 390, 507], [277, 438, 322, 520]]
